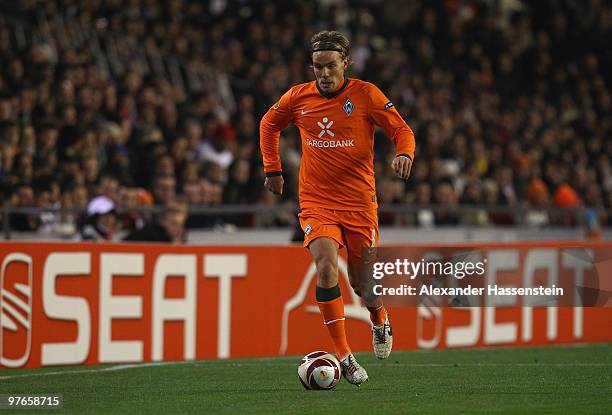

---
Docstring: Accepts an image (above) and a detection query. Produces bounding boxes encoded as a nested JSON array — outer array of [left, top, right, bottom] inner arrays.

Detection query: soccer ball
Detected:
[[297, 351, 341, 390]]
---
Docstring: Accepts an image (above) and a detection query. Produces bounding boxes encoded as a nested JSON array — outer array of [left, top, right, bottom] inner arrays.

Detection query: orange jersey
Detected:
[[260, 78, 415, 210]]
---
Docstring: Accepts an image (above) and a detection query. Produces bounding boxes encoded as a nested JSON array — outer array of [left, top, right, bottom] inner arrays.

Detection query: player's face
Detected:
[[312, 51, 348, 93]]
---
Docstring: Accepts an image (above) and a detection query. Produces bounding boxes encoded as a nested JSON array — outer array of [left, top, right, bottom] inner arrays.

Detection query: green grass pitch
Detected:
[[1, 344, 610, 414]]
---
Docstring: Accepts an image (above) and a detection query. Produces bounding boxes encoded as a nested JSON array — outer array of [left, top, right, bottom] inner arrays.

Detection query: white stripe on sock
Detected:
[[324, 317, 345, 325]]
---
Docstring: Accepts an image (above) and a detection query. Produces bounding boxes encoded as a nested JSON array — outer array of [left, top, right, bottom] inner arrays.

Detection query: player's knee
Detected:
[[315, 256, 338, 285]]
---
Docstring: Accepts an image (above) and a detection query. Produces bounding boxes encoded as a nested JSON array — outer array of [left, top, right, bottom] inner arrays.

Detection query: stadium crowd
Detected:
[[0, 0, 610, 238]]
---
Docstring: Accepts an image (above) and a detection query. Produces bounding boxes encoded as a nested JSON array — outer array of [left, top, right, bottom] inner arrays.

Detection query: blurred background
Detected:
[[0, 0, 610, 243]]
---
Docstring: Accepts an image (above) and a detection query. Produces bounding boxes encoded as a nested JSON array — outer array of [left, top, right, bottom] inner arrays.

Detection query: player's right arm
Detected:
[[260, 88, 294, 195]]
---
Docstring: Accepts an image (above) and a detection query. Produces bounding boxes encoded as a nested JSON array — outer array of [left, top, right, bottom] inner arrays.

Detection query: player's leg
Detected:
[[308, 237, 351, 359], [309, 237, 368, 386], [309, 237, 368, 385], [344, 210, 386, 322], [344, 210, 393, 359], [299, 210, 351, 358], [299, 209, 368, 385]]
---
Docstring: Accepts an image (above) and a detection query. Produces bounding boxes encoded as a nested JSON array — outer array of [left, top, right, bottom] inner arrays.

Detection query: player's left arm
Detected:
[[367, 83, 415, 180]]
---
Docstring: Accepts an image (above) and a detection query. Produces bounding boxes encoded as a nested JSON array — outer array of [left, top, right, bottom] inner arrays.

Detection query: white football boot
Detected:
[[339, 354, 368, 386], [372, 315, 393, 359]]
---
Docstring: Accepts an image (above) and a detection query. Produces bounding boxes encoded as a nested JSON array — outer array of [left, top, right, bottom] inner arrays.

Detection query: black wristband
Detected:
[[265, 171, 282, 177]]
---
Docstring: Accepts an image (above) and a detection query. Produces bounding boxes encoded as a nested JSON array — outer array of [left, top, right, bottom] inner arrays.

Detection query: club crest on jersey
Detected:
[[343, 98, 355, 116], [304, 224, 312, 235]]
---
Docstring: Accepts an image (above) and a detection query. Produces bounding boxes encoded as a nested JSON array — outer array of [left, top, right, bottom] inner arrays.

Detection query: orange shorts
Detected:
[[298, 207, 379, 270]]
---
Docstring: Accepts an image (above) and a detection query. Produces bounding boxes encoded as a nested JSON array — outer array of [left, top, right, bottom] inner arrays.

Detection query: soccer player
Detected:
[[260, 31, 415, 385]]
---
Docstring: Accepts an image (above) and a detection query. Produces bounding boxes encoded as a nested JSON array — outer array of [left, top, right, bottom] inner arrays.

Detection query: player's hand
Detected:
[[391, 156, 412, 180], [264, 175, 284, 195]]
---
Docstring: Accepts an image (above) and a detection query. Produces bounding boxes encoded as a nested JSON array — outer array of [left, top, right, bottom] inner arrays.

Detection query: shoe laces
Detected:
[[373, 324, 388, 343], [342, 356, 358, 375]]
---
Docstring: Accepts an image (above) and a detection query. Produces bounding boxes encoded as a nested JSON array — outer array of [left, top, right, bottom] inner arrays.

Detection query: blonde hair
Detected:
[[310, 30, 350, 60]]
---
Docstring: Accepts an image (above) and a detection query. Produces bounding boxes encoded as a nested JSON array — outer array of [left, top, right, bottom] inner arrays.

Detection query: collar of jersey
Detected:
[[316, 77, 349, 99]]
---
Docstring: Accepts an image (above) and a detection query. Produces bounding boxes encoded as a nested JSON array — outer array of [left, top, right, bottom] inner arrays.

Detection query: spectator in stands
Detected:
[[124, 199, 188, 244], [553, 183, 582, 226], [413, 182, 435, 228], [151, 174, 176, 205], [525, 178, 550, 227], [97, 175, 121, 203], [79, 195, 118, 241], [223, 159, 252, 205], [434, 181, 460, 226], [9, 184, 38, 231], [460, 180, 489, 226]]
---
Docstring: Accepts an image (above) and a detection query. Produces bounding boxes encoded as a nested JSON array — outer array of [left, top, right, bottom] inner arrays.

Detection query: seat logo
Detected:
[[317, 117, 334, 138]]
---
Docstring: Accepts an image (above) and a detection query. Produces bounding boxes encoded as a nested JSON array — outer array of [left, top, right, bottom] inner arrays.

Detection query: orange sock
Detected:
[[367, 305, 387, 326], [317, 296, 351, 360]]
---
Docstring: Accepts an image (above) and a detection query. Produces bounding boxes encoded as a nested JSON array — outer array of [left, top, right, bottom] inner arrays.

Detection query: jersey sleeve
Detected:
[[367, 83, 416, 160], [260, 88, 294, 175]]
